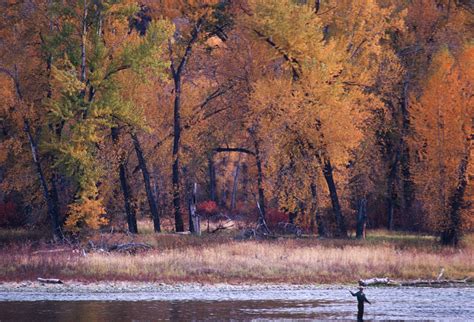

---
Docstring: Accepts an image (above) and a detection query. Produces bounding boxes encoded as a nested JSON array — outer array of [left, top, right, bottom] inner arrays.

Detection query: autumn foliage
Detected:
[[0, 0, 472, 245]]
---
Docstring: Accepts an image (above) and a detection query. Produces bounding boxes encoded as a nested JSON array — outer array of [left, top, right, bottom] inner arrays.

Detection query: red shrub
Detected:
[[196, 200, 219, 216], [265, 208, 288, 228]]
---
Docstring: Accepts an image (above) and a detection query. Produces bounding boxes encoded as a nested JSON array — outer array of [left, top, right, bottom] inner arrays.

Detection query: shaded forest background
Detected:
[[0, 0, 472, 246]]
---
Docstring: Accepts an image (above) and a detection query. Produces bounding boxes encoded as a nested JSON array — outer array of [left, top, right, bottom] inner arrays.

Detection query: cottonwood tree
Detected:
[[410, 46, 473, 246], [44, 0, 172, 232], [381, 0, 473, 230], [246, 0, 403, 237], [0, 1, 64, 239]]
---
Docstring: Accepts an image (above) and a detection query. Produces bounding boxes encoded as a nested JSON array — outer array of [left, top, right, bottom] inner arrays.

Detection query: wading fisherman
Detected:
[[350, 286, 371, 321]]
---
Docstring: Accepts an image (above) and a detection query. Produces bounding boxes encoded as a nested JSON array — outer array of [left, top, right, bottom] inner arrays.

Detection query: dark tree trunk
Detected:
[[400, 80, 415, 226], [171, 73, 184, 232], [50, 172, 62, 229], [118, 163, 138, 234], [356, 198, 368, 239], [322, 158, 347, 237], [208, 155, 217, 202], [387, 200, 395, 231], [288, 212, 297, 224], [80, 0, 87, 82], [24, 120, 62, 240], [254, 139, 266, 220], [131, 132, 160, 232], [230, 156, 241, 210], [441, 156, 468, 246], [112, 127, 138, 234], [169, 19, 203, 233], [310, 181, 326, 237], [386, 149, 400, 231]]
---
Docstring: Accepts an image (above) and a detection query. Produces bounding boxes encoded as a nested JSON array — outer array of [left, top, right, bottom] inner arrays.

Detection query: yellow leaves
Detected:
[[65, 180, 108, 231], [151, 0, 221, 19], [50, 61, 84, 97], [65, 196, 108, 231], [249, 0, 324, 63]]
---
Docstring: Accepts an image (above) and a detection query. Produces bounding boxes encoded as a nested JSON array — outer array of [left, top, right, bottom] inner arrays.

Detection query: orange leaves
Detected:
[[65, 196, 108, 231], [410, 45, 473, 231]]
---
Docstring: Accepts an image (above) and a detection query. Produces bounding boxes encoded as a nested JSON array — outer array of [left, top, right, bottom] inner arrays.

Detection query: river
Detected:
[[0, 285, 472, 321]]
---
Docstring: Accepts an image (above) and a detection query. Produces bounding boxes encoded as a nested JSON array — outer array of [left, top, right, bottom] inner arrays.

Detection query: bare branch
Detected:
[[213, 147, 255, 156]]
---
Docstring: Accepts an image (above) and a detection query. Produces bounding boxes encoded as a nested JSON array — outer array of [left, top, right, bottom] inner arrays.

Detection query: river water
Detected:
[[0, 286, 472, 321]]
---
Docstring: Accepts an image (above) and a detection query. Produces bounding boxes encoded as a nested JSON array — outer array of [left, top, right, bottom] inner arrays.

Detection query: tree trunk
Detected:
[[256, 198, 270, 235], [118, 163, 138, 234], [172, 73, 184, 232], [4, 67, 62, 240], [208, 154, 217, 202], [49, 172, 62, 231], [386, 149, 400, 231], [131, 132, 160, 232], [441, 156, 468, 246], [400, 80, 415, 226], [169, 19, 203, 233], [24, 120, 62, 240], [310, 181, 326, 237], [189, 182, 201, 235], [112, 127, 137, 234], [230, 155, 241, 210], [254, 139, 266, 220], [356, 198, 367, 239], [322, 157, 347, 237], [80, 0, 87, 82]]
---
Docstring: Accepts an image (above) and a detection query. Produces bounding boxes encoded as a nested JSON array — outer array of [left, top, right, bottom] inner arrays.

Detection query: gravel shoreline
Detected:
[[0, 281, 352, 294], [2, 280, 473, 293]]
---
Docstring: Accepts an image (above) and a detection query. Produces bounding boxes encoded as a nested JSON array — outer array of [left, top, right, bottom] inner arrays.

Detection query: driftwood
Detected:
[[359, 277, 395, 286], [359, 276, 471, 287], [32, 248, 70, 255], [37, 278, 63, 284], [399, 278, 471, 286]]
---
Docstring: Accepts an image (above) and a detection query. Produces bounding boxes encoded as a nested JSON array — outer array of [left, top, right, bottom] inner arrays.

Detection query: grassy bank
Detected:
[[0, 229, 472, 284]]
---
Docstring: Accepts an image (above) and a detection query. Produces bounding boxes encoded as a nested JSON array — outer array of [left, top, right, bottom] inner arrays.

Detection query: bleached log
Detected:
[[32, 249, 69, 255], [37, 278, 63, 284], [400, 277, 470, 286], [359, 277, 394, 286]]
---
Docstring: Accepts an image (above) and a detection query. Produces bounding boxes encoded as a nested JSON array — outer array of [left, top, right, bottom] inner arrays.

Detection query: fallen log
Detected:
[[399, 277, 471, 286], [32, 248, 70, 255], [37, 278, 63, 284], [359, 277, 396, 286]]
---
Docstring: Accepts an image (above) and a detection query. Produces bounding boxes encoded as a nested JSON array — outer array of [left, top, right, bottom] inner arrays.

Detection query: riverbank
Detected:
[[1, 229, 473, 284]]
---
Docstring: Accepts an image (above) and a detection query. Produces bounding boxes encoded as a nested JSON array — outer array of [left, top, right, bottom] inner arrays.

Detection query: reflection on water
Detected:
[[0, 287, 472, 321]]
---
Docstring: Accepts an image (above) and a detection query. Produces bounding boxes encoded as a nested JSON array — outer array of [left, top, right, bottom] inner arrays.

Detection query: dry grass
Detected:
[[0, 229, 472, 284]]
